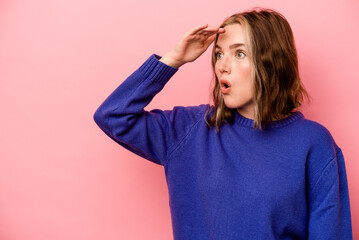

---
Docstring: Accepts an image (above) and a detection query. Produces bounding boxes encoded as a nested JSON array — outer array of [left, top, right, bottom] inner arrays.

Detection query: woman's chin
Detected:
[[223, 101, 239, 109]]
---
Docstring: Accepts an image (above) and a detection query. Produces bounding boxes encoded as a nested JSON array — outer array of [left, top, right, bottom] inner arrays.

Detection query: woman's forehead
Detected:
[[216, 24, 246, 47]]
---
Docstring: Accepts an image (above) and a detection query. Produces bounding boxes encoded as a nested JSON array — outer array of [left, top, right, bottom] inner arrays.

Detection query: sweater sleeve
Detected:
[[307, 148, 353, 239], [93, 54, 205, 166]]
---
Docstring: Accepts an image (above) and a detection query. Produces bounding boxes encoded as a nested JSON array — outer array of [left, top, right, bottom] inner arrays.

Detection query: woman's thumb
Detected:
[[205, 33, 217, 46]]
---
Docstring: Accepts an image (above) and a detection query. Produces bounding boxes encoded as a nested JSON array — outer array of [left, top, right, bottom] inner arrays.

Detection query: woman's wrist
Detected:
[[159, 51, 184, 68]]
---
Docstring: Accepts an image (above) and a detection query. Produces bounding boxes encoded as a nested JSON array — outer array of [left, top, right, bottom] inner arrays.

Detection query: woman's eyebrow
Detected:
[[215, 43, 245, 49]]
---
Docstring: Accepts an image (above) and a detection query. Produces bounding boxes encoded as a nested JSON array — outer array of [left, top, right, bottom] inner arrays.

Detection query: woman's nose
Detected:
[[218, 57, 230, 73]]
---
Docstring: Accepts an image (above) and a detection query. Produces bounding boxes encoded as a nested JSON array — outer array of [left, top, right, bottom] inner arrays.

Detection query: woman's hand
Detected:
[[160, 24, 225, 68]]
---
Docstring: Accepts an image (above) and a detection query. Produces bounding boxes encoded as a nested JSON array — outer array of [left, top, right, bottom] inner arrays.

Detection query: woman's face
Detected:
[[214, 23, 254, 119]]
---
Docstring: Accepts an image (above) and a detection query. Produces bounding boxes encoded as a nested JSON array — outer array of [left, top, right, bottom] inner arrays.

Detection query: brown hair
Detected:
[[205, 7, 312, 132]]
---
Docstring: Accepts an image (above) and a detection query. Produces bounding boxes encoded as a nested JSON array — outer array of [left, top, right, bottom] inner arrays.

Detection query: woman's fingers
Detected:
[[171, 24, 226, 64], [191, 24, 224, 35], [198, 28, 226, 39], [204, 32, 219, 45], [190, 23, 226, 38], [191, 24, 208, 34]]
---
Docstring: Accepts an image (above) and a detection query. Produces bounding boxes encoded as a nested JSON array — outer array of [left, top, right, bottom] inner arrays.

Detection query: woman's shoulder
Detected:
[[166, 104, 212, 118], [295, 114, 341, 155], [297, 115, 335, 139], [171, 103, 211, 111], [148, 104, 211, 129]]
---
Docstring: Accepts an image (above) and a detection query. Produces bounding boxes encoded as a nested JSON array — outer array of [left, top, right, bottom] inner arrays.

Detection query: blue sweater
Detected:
[[93, 54, 353, 239]]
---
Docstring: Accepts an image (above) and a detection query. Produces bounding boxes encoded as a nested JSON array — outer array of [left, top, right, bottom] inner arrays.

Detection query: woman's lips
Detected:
[[220, 79, 231, 94]]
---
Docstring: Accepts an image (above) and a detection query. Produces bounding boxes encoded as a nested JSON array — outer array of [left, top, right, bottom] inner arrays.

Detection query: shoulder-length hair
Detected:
[[205, 7, 312, 132]]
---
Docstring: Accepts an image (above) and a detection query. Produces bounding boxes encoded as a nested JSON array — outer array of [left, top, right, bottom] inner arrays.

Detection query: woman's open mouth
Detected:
[[220, 79, 231, 94]]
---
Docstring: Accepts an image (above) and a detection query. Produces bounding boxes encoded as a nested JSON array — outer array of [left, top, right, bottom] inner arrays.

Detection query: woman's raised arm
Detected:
[[93, 24, 224, 165], [159, 24, 225, 68]]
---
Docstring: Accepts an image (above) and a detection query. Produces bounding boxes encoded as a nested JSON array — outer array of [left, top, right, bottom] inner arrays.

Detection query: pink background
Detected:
[[1, 0, 358, 239]]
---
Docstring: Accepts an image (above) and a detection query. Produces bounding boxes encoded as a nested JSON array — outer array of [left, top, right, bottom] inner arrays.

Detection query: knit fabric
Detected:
[[93, 54, 353, 240]]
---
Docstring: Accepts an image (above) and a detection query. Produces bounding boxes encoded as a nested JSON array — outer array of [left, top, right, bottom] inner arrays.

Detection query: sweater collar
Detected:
[[234, 110, 304, 129]]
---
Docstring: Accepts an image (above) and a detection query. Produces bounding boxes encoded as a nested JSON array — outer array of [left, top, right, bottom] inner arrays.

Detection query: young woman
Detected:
[[93, 8, 353, 240]]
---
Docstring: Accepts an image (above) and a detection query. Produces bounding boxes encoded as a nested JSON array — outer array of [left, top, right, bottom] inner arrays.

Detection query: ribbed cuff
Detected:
[[138, 54, 179, 85]]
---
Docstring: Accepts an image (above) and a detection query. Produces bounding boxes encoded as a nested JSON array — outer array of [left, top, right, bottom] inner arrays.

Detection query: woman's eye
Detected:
[[237, 51, 245, 58], [215, 51, 245, 60], [215, 52, 223, 59]]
